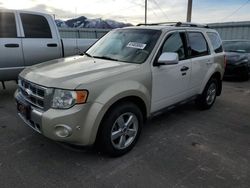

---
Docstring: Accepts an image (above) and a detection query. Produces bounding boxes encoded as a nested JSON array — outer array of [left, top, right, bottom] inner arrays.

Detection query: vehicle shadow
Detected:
[[223, 76, 249, 82]]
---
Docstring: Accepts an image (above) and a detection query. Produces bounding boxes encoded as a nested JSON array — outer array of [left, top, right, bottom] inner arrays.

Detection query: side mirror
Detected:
[[157, 52, 179, 66]]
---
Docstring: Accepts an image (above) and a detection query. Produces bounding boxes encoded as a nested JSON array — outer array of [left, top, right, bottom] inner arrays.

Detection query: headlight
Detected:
[[51, 89, 88, 109]]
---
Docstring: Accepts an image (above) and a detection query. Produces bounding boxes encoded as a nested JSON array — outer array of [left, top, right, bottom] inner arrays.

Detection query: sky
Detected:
[[0, 0, 250, 24]]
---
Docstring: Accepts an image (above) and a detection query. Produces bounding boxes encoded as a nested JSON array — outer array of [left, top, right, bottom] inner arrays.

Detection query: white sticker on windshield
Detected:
[[126, 42, 147, 49]]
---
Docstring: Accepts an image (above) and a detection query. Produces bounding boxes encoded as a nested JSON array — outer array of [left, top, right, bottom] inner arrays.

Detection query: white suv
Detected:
[[15, 22, 225, 156]]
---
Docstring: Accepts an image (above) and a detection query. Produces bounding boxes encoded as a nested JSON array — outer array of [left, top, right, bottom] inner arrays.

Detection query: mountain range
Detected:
[[55, 16, 133, 29]]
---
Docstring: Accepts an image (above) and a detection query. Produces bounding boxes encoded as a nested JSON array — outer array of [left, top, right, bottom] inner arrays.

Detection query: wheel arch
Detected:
[[200, 71, 222, 96], [211, 72, 222, 96], [103, 96, 148, 122], [94, 95, 148, 145]]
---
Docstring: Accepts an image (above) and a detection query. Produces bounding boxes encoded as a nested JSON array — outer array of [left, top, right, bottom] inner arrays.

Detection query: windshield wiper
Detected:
[[80, 52, 93, 57], [93, 56, 119, 61], [228, 50, 246, 53], [80, 52, 96, 63]]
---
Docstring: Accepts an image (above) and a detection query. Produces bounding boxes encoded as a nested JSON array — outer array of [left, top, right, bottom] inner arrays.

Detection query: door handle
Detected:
[[206, 60, 213, 65], [47, 43, 58, 47], [180, 66, 189, 72], [4, 43, 19, 48]]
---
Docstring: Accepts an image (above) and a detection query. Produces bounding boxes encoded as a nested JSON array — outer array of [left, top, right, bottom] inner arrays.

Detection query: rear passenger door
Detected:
[[0, 12, 24, 80], [187, 31, 213, 93], [19, 13, 62, 67]]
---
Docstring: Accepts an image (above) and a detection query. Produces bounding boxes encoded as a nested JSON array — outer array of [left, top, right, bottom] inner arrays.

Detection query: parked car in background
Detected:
[[223, 40, 250, 81], [0, 10, 97, 82]]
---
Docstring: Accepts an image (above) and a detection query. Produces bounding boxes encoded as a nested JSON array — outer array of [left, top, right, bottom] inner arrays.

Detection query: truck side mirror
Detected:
[[156, 52, 179, 66]]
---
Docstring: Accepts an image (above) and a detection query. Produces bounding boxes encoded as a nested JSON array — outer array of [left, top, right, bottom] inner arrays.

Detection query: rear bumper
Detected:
[[224, 64, 249, 77]]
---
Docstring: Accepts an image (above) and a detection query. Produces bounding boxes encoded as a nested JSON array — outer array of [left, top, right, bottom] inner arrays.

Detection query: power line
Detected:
[[221, 0, 250, 21], [129, 0, 144, 8], [150, 0, 169, 20]]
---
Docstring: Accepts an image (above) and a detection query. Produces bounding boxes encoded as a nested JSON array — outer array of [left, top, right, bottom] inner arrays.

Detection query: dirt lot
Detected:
[[0, 80, 250, 188]]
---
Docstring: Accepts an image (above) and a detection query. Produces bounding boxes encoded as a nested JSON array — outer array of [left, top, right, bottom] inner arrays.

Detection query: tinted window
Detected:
[[223, 41, 250, 53], [207, 32, 223, 53], [0, 12, 17, 38], [20, 14, 52, 38], [188, 32, 209, 57], [161, 32, 186, 60]]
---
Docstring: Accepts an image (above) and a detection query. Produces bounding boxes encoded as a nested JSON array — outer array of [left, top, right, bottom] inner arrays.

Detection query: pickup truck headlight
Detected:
[[51, 89, 88, 109]]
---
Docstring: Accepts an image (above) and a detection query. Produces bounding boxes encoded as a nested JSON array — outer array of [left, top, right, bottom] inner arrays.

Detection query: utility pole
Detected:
[[186, 0, 193, 22], [145, 0, 147, 24]]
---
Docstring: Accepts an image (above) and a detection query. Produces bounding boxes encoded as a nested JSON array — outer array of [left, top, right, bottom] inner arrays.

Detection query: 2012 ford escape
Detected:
[[15, 22, 225, 156]]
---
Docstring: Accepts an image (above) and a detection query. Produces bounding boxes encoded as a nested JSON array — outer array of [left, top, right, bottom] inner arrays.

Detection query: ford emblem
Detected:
[[25, 88, 32, 96]]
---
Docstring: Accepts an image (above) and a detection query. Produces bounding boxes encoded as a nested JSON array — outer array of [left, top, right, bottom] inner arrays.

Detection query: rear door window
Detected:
[[0, 12, 17, 38], [187, 32, 209, 58], [20, 13, 52, 38], [207, 32, 223, 53]]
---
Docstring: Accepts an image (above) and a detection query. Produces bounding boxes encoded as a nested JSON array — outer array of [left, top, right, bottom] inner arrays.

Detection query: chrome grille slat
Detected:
[[19, 85, 45, 100], [18, 78, 47, 110]]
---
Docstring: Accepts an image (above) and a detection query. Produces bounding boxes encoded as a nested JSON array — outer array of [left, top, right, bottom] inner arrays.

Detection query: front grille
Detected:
[[18, 78, 47, 109]]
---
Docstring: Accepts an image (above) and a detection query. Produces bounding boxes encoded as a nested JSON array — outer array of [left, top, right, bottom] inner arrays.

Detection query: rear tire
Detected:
[[196, 78, 218, 110], [96, 102, 143, 157], [240, 69, 249, 81]]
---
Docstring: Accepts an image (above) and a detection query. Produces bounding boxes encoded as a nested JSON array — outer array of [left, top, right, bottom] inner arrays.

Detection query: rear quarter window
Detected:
[[207, 32, 223, 53]]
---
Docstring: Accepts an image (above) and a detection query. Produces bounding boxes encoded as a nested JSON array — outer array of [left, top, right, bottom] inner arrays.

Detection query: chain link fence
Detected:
[[59, 28, 111, 39]]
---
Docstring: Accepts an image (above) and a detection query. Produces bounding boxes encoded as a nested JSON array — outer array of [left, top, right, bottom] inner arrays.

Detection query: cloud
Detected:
[[21, 3, 143, 24], [192, 2, 250, 23], [3, 0, 250, 24], [23, 4, 75, 19]]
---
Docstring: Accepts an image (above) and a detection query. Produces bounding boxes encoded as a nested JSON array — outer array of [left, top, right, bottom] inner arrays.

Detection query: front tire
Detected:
[[196, 78, 218, 110], [97, 102, 143, 157]]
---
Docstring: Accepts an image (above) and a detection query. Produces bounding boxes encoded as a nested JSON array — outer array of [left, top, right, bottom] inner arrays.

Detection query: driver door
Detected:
[[151, 31, 192, 112]]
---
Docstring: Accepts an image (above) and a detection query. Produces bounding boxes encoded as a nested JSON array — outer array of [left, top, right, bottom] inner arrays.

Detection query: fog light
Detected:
[[55, 125, 72, 138]]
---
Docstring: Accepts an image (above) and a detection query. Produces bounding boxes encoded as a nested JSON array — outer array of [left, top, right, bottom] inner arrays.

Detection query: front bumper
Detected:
[[15, 90, 101, 146], [224, 63, 249, 77]]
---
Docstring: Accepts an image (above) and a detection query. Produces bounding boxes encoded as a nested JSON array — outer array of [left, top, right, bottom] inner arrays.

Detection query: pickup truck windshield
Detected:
[[87, 29, 161, 64]]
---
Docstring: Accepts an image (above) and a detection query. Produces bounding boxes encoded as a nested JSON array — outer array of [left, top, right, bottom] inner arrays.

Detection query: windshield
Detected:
[[87, 29, 161, 64], [223, 41, 250, 53]]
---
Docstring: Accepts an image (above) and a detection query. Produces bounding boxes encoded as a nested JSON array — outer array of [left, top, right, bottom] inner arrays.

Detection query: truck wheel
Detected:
[[97, 102, 143, 157], [196, 78, 218, 110]]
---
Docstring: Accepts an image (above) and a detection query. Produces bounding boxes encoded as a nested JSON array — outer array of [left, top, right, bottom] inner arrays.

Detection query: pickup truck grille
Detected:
[[18, 79, 47, 109]]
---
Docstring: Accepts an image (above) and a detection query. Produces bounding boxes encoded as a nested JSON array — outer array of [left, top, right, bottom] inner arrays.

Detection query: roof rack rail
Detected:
[[137, 22, 178, 26], [175, 22, 210, 28], [137, 22, 210, 28]]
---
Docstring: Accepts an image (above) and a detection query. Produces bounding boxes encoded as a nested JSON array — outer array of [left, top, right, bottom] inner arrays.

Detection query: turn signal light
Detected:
[[76, 90, 88, 104]]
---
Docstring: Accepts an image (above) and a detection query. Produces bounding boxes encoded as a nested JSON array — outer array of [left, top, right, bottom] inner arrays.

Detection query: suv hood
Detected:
[[20, 56, 140, 89]]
